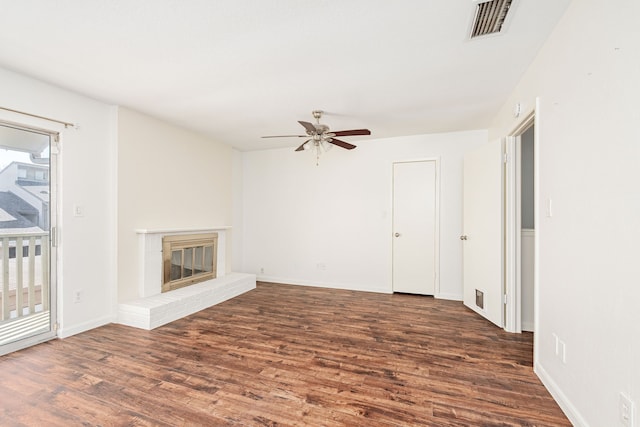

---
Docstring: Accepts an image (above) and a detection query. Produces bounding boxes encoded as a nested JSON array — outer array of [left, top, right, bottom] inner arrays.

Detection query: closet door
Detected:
[[392, 160, 438, 295]]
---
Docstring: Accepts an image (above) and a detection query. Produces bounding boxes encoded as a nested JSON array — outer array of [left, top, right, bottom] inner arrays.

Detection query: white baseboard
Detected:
[[522, 320, 535, 332], [257, 275, 392, 294], [535, 362, 589, 427], [256, 276, 463, 299], [435, 292, 463, 301], [58, 314, 115, 339]]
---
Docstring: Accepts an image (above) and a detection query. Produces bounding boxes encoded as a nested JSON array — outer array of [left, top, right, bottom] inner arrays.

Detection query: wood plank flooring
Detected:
[[0, 282, 570, 426]]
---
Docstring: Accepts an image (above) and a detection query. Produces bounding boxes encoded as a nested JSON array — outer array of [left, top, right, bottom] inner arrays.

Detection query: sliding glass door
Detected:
[[0, 122, 57, 355]]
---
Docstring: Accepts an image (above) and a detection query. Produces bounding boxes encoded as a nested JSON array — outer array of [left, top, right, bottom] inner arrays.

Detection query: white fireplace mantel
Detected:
[[136, 226, 231, 298], [135, 226, 232, 234]]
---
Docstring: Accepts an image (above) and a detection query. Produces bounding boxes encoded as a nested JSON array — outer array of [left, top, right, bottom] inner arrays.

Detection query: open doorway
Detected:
[[505, 112, 536, 334], [519, 125, 535, 332]]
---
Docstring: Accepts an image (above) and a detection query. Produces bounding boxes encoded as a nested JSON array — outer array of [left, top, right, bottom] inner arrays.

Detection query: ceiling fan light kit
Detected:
[[262, 110, 371, 165]]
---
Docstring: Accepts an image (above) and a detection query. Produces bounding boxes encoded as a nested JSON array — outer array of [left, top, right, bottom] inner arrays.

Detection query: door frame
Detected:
[[0, 117, 59, 355], [504, 106, 537, 334], [391, 158, 440, 296]]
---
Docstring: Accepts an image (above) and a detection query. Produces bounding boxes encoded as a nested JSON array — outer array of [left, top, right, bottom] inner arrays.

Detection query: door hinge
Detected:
[[53, 322, 59, 332], [51, 226, 57, 247], [503, 153, 510, 163], [504, 293, 509, 304]]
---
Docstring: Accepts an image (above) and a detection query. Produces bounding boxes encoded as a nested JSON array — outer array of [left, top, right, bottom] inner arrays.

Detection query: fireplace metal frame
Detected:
[[162, 233, 218, 292]]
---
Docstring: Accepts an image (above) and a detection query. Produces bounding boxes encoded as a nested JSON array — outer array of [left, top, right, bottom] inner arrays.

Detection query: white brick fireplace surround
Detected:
[[117, 227, 255, 330]]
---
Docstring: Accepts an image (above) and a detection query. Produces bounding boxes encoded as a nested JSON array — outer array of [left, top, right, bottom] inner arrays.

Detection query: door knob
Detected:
[[460, 235, 468, 240], [395, 232, 401, 237]]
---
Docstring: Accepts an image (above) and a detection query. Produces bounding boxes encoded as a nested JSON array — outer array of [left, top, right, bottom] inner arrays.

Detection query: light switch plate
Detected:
[[73, 204, 84, 217]]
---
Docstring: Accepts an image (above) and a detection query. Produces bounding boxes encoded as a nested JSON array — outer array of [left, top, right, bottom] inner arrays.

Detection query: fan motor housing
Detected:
[[314, 124, 329, 134]]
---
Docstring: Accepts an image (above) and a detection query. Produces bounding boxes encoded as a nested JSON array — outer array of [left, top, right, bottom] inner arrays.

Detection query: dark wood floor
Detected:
[[0, 282, 570, 426]]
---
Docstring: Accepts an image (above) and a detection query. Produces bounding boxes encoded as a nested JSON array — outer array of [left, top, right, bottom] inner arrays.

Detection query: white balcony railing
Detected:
[[0, 232, 49, 321]]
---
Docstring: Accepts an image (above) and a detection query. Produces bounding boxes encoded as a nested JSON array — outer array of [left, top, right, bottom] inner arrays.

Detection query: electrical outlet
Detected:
[[552, 334, 566, 363], [73, 290, 82, 304], [559, 340, 566, 364], [620, 392, 635, 427], [259, 267, 264, 274]]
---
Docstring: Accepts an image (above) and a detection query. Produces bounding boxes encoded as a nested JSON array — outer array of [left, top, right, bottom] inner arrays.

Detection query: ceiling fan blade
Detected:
[[331, 129, 371, 137], [295, 140, 311, 152], [328, 138, 356, 150], [261, 135, 307, 138], [298, 121, 317, 134]]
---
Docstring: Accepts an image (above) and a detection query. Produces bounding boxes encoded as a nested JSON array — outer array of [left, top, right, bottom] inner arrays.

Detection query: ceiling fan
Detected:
[[262, 110, 371, 161]]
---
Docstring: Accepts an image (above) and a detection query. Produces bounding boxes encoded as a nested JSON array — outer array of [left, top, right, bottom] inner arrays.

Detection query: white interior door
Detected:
[[392, 160, 438, 295], [462, 140, 503, 327]]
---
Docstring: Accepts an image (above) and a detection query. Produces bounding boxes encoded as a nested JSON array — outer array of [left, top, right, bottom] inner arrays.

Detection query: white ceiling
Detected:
[[0, 0, 571, 151]]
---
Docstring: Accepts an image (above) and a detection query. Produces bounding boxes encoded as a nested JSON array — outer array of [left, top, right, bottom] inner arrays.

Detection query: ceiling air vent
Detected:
[[470, 0, 513, 39]]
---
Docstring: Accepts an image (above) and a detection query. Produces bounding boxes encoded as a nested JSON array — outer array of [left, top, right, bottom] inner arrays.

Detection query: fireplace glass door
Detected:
[[162, 233, 217, 292]]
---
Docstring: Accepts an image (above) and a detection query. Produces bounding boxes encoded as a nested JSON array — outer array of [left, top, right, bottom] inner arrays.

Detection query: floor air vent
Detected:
[[470, 0, 513, 39], [475, 289, 484, 309]]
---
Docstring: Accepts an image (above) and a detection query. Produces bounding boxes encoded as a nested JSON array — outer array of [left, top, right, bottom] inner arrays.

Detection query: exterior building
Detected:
[[0, 161, 49, 233]]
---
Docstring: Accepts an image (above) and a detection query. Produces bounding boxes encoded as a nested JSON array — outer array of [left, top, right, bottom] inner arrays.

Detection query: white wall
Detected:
[[232, 149, 244, 273], [117, 108, 233, 302], [488, 0, 640, 425], [0, 66, 117, 337], [240, 130, 487, 298]]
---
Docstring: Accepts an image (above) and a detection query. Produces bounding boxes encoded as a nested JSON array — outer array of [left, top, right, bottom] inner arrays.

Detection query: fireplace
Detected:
[[136, 227, 229, 298], [162, 233, 218, 292], [119, 227, 256, 330]]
